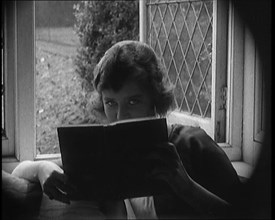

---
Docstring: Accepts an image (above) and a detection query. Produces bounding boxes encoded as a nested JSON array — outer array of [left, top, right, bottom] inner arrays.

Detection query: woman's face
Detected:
[[102, 81, 156, 123]]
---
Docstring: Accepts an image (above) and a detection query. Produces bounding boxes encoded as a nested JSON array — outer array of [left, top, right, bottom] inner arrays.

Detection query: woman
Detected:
[[12, 40, 241, 219]]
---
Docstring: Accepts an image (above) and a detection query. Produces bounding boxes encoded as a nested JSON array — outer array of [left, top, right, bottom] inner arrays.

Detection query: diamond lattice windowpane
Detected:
[[205, 1, 213, 16], [206, 64, 212, 96], [175, 5, 184, 33], [168, 61, 177, 85], [163, 6, 173, 35], [192, 64, 202, 94], [186, 83, 196, 110], [193, 101, 201, 116], [154, 41, 162, 58], [150, 4, 157, 15], [199, 84, 210, 115], [180, 3, 189, 20], [192, 23, 204, 57], [186, 5, 196, 36], [186, 44, 196, 74], [174, 79, 184, 109], [147, 0, 213, 117], [180, 61, 189, 91], [163, 42, 172, 69], [159, 4, 167, 19], [181, 98, 189, 112], [205, 24, 212, 53], [193, 2, 202, 17], [199, 44, 210, 72], [153, 6, 162, 26], [198, 4, 211, 38], [174, 42, 183, 72], [179, 24, 189, 54], [205, 102, 211, 118], [158, 24, 167, 52], [169, 3, 178, 17], [168, 24, 178, 52]]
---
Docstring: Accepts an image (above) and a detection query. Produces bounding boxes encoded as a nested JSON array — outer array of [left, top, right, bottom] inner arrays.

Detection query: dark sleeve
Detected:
[[169, 124, 241, 203]]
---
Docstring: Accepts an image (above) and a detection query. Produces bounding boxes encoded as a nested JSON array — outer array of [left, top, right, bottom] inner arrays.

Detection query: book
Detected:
[[57, 117, 170, 200]]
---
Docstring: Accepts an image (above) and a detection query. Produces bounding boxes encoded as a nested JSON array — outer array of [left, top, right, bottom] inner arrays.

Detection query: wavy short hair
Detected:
[[93, 40, 174, 116]]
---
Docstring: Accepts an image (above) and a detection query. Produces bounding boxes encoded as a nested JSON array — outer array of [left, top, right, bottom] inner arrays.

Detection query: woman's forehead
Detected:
[[102, 81, 148, 99]]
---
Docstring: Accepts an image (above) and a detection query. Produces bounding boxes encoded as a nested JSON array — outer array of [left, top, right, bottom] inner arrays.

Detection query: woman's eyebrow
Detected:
[[103, 97, 115, 101], [127, 94, 143, 99]]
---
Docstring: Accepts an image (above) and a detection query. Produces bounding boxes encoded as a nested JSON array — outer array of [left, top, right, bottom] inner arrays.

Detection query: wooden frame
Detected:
[[242, 26, 264, 166], [2, 1, 16, 157], [223, 1, 243, 161], [2, 1, 36, 172]]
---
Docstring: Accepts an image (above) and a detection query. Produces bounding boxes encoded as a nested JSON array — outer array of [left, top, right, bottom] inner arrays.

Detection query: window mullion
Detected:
[[211, 0, 228, 142], [16, 1, 36, 161]]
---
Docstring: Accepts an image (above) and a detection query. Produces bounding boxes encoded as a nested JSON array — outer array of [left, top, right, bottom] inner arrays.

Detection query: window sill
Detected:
[[2, 154, 62, 174], [2, 158, 20, 174], [3, 156, 253, 181], [231, 161, 253, 179]]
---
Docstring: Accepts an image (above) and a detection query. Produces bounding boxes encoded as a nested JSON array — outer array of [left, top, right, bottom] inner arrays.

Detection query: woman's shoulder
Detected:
[[167, 123, 206, 140], [167, 123, 221, 154]]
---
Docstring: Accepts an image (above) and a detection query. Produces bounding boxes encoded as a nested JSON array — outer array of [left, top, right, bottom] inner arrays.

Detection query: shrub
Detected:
[[73, 1, 139, 92]]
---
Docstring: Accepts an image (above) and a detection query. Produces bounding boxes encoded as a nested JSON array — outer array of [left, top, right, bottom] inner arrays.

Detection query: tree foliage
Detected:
[[73, 1, 139, 92]]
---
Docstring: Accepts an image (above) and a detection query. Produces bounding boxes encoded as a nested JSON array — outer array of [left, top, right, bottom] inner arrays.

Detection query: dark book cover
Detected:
[[57, 117, 170, 200]]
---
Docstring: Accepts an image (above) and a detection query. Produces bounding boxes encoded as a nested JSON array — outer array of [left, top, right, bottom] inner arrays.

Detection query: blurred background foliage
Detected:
[[73, 1, 139, 92]]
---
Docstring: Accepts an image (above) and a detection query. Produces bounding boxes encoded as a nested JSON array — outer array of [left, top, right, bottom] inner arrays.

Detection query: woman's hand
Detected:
[[145, 142, 193, 197], [144, 142, 231, 216], [37, 161, 76, 204], [12, 160, 77, 204]]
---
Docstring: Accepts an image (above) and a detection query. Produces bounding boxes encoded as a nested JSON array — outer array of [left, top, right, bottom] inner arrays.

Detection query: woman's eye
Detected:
[[129, 99, 140, 105], [105, 101, 117, 107]]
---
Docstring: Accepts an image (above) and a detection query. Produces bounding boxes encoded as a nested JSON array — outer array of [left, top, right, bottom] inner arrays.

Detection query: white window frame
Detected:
[[2, 1, 16, 158], [2, 1, 37, 172], [222, 1, 244, 161], [3, 1, 249, 172]]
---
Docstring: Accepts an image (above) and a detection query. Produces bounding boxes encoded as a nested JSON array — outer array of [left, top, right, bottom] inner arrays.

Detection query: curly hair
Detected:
[[93, 40, 174, 116]]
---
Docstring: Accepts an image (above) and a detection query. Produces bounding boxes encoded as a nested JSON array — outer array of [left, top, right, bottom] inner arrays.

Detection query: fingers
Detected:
[[143, 142, 181, 169], [43, 171, 77, 204], [142, 142, 187, 185], [44, 184, 71, 204], [156, 142, 181, 160], [51, 171, 78, 195]]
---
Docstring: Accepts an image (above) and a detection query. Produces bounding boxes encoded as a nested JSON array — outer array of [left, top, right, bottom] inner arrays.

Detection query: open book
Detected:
[[57, 117, 170, 200]]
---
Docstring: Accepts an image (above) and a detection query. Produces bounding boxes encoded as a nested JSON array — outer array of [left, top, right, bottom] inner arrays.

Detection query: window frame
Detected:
[[223, 1, 243, 161], [2, 1, 16, 158], [2, 1, 247, 172], [2, 1, 37, 172]]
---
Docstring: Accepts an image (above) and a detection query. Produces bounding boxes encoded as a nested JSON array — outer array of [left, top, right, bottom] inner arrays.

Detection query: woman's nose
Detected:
[[117, 105, 130, 121]]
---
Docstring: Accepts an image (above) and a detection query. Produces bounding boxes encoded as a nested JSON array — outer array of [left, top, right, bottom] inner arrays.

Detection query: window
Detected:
[[2, 1, 264, 171], [140, 0, 242, 160]]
